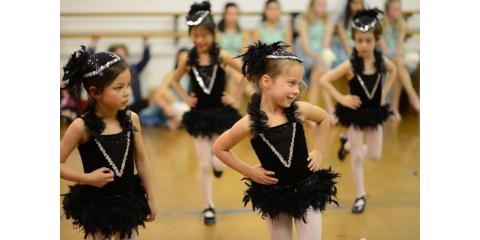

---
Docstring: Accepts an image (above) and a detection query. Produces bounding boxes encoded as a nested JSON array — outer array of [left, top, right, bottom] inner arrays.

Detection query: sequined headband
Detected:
[[265, 50, 303, 62], [82, 53, 121, 78], [186, 11, 210, 26], [351, 18, 378, 33]]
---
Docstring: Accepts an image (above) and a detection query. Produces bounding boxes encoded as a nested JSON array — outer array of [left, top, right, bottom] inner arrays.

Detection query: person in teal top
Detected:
[[253, 0, 292, 46], [295, 0, 336, 125], [217, 2, 250, 57], [217, 2, 253, 107], [379, 0, 420, 121]]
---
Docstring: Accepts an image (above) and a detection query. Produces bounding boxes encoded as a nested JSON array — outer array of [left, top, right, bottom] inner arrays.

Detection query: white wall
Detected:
[[60, 0, 419, 98]]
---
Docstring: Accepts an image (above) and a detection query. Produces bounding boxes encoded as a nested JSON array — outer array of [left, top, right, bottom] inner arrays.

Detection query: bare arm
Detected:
[[323, 20, 334, 49], [130, 112, 155, 201], [298, 18, 315, 58], [320, 60, 362, 109], [382, 57, 397, 104], [297, 101, 330, 171], [130, 112, 157, 221], [213, 116, 278, 185], [396, 18, 407, 57], [241, 30, 251, 54], [220, 50, 248, 100], [337, 23, 352, 55], [60, 119, 89, 183], [60, 118, 114, 186], [252, 27, 261, 42], [320, 60, 351, 102], [284, 23, 293, 46], [170, 53, 193, 106]]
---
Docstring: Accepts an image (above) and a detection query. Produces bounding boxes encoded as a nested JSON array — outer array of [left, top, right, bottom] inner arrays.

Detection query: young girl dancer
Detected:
[[213, 41, 339, 240], [170, 1, 245, 225], [60, 46, 156, 239], [320, 8, 396, 214]]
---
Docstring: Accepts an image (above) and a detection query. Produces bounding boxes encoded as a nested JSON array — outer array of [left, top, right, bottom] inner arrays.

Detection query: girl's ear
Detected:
[[260, 74, 273, 89], [88, 86, 101, 99]]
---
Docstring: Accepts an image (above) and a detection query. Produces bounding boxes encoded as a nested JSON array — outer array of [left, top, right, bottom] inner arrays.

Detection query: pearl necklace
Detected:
[[259, 122, 297, 168], [192, 64, 218, 95], [357, 73, 382, 100], [94, 131, 131, 177]]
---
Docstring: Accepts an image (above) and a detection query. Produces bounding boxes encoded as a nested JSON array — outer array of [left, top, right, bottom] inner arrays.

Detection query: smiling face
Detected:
[[95, 68, 132, 111], [262, 63, 304, 108], [190, 26, 214, 53]]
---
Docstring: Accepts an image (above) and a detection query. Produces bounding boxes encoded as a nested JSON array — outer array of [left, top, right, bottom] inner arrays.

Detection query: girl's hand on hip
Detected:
[[248, 165, 278, 185], [340, 94, 361, 109], [307, 150, 324, 172], [86, 167, 114, 187]]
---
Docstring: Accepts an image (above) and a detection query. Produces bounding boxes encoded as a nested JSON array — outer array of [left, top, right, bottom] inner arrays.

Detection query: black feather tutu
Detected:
[[62, 175, 149, 239], [242, 168, 339, 222], [182, 105, 242, 138], [335, 103, 392, 130]]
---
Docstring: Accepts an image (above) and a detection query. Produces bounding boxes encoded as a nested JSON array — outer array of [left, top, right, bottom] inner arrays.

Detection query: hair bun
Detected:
[[62, 45, 90, 91], [236, 41, 288, 77], [188, 1, 211, 15]]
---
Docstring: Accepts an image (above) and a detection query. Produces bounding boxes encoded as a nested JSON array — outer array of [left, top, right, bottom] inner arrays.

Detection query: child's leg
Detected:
[[194, 136, 215, 208], [391, 75, 403, 121], [266, 214, 293, 240], [364, 127, 383, 161], [295, 208, 322, 240], [210, 135, 225, 172], [347, 126, 366, 198], [396, 60, 420, 112]]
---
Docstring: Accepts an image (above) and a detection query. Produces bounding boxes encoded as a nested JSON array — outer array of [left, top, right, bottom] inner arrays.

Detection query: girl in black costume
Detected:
[[60, 46, 156, 239], [213, 41, 338, 240], [320, 8, 396, 214], [169, 1, 246, 225]]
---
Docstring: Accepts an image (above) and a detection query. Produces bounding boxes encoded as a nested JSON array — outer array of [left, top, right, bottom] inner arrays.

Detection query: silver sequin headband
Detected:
[[266, 55, 304, 62], [186, 11, 210, 26], [351, 18, 378, 32], [82, 53, 121, 78]]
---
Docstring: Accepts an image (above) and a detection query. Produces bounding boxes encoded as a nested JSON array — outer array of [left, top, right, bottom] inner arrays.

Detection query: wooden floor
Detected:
[[60, 106, 419, 240]]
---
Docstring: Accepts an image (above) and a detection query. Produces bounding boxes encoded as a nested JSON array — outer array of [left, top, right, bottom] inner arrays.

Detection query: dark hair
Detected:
[[349, 8, 385, 75], [343, 0, 364, 28], [187, 1, 216, 35], [107, 44, 129, 56], [62, 46, 129, 104], [262, 0, 280, 22], [186, 2, 220, 67], [237, 41, 302, 91], [217, 2, 241, 32], [350, 8, 383, 41], [350, 47, 385, 76]]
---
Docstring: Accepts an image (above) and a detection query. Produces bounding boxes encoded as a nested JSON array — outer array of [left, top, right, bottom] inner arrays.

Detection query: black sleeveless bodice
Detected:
[[247, 93, 310, 185], [188, 63, 227, 109], [250, 121, 311, 185], [349, 72, 383, 108], [77, 110, 135, 181], [78, 130, 134, 180]]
